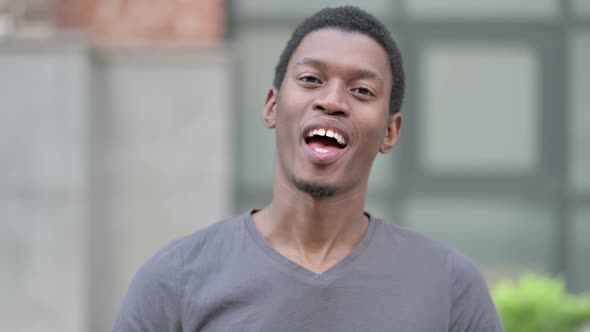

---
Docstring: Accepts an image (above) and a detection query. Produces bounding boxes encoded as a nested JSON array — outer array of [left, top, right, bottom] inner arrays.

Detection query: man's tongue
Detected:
[[307, 136, 342, 153]]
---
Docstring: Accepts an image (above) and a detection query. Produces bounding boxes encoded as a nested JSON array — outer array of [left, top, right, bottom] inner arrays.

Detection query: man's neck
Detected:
[[252, 175, 369, 274]]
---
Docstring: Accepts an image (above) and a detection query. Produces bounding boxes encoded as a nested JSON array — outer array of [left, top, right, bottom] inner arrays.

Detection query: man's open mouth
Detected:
[[305, 127, 348, 154]]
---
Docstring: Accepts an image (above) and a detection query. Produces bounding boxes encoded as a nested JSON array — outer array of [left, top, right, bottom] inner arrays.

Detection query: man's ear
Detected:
[[379, 112, 402, 154], [263, 88, 278, 128]]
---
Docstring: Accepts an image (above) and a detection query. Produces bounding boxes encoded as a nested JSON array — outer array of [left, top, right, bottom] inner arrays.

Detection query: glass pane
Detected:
[[234, 191, 272, 214], [235, 0, 392, 20], [368, 152, 397, 192], [421, 44, 539, 173], [571, 207, 590, 293], [569, 30, 590, 193], [404, 196, 554, 283], [364, 198, 402, 225], [404, 0, 557, 19], [573, 0, 590, 18], [236, 25, 290, 189]]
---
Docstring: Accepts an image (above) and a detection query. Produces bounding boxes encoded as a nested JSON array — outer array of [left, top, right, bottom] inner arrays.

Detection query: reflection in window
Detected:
[[421, 44, 538, 173]]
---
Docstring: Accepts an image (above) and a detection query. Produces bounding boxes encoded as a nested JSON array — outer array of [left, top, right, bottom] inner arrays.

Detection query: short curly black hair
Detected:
[[273, 6, 405, 114]]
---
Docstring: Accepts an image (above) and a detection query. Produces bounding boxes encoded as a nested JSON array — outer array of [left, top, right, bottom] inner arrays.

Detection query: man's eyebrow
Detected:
[[353, 69, 383, 82], [295, 57, 383, 82], [295, 57, 328, 70]]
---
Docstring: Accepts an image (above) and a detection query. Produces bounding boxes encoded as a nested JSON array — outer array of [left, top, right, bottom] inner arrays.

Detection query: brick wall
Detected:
[[55, 0, 225, 42]]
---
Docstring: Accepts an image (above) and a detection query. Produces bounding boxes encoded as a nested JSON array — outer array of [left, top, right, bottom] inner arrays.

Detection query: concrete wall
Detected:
[[0, 35, 233, 331]]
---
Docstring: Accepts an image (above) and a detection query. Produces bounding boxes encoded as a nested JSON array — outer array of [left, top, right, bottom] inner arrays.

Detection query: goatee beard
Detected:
[[291, 176, 338, 199]]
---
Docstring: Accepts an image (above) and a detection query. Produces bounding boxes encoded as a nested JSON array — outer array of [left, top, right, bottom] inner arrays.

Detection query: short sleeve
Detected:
[[112, 242, 183, 332], [448, 252, 504, 332]]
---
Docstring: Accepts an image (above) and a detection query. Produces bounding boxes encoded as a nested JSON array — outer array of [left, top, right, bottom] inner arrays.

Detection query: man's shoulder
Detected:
[[162, 212, 248, 257], [139, 213, 247, 272], [374, 217, 502, 330], [373, 217, 484, 279]]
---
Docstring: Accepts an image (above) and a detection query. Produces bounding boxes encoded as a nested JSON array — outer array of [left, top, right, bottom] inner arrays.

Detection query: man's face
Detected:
[[264, 28, 402, 198]]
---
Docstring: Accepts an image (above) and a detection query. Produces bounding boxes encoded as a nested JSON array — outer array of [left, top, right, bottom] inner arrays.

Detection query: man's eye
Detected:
[[300, 76, 320, 84], [353, 87, 374, 96]]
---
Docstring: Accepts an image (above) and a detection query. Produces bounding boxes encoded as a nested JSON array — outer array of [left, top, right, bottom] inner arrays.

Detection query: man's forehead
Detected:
[[289, 29, 391, 82], [295, 57, 384, 82]]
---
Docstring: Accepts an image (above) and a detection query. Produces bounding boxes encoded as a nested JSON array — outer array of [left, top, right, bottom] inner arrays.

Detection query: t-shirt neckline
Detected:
[[243, 210, 376, 284]]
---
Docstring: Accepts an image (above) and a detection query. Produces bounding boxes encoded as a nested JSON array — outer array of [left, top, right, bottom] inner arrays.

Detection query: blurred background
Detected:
[[0, 0, 589, 331]]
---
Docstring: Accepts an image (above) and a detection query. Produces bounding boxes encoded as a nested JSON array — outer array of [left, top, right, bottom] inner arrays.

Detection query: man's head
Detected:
[[263, 6, 404, 200], [273, 6, 405, 115]]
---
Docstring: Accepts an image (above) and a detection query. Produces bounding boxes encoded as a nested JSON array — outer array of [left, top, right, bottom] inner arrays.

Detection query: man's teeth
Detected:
[[306, 128, 346, 145]]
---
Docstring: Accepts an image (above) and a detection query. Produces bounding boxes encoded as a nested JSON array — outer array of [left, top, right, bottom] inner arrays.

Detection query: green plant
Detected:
[[492, 274, 590, 332]]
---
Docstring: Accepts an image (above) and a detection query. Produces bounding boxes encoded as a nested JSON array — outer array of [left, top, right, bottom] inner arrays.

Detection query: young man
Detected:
[[114, 6, 503, 331]]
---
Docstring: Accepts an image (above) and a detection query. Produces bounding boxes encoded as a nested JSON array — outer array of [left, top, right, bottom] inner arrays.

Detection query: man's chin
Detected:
[[291, 177, 339, 199]]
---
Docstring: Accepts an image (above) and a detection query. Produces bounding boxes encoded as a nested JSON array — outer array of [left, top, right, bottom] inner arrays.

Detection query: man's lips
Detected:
[[301, 118, 351, 164]]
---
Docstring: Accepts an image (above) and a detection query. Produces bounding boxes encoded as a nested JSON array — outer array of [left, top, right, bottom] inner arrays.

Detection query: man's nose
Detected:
[[312, 82, 350, 116]]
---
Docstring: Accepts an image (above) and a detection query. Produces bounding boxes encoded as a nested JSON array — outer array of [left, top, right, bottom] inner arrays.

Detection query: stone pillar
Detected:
[[0, 37, 233, 332], [0, 37, 92, 332], [90, 47, 233, 331]]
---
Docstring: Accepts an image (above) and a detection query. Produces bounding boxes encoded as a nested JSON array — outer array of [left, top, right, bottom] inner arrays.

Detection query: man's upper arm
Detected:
[[112, 243, 183, 332], [449, 252, 504, 332]]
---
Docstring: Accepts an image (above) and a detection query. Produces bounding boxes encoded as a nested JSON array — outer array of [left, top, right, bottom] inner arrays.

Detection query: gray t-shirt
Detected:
[[113, 212, 503, 331]]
